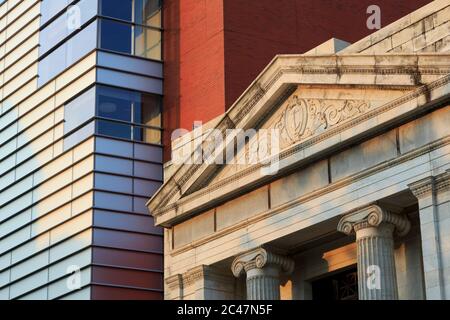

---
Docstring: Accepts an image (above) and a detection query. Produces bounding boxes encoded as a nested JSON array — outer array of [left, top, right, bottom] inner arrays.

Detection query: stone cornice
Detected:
[[337, 204, 411, 237], [166, 265, 233, 289], [231, 247, 294, 278], [409, 171, 450, 199], [166, 274, 183, 291], [168, 136, 450, 257], [148, 54, 450, 224]]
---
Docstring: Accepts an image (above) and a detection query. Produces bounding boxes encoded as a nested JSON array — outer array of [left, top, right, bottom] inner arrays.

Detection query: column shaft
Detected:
[[356, 226, 398, 300], [337, 205, 410, 300], [231, 247, 294, 300], [246, 266, 280, 300]]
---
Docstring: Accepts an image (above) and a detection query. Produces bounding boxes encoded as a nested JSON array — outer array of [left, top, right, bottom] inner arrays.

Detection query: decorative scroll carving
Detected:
[[337, 204, 410, 237], [231, 247, 294, 278], [272, 96, 370, 149]]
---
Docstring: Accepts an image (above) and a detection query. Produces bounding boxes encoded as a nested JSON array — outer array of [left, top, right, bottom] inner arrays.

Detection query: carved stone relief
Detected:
[[271, 96, 370, 149]]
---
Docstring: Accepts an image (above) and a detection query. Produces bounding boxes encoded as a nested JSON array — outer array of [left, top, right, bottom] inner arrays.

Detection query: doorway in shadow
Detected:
[[311, 266, 358, 300]]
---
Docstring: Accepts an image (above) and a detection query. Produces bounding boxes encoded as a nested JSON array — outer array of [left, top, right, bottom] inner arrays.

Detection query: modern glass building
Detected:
[[0, 0, 164, 299]]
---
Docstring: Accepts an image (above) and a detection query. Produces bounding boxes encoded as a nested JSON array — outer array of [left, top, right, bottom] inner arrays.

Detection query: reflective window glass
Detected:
[[135, 26, 161, 60], [40, 0, 98, 56], [135, 93, 161, 127], [97, 86, 135, 122], [41, 0, 71, 26], [97, 120, 132, 140], [64, 121, 95, 151], [135, 0, 162, 27], [133, 127, 161, 144], [100, 0, 161, 26], [100, 0, 132, 21], [66, 21, 98, 63], [38, 21, 97, 86], [100, 19, 132, 54], [64, 87, 96, 134]]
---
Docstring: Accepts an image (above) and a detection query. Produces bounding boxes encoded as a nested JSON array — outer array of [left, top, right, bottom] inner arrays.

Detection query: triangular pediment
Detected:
[[148, 53, 450, 227], [208, 84, 410, 185]]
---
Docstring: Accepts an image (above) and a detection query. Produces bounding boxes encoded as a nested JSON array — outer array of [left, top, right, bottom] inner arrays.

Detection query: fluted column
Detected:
[[338, 204, 410, 300], [231, 247, 294, 300]]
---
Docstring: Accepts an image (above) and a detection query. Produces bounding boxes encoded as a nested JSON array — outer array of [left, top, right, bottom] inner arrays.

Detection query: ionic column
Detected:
[[231, 247, 294, 300], [337, 204, 410, 300]]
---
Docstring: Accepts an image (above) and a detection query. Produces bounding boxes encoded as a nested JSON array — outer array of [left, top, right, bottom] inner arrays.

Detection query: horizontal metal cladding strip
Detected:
[[90, 284, 163, 300], [0, 0, 40, 40], [96, 50, 163, 79], [0, 13, 40, 62], [0, 54, 96, 122], [91, 229, 163, 260], [7, 265, 93, 300], [0, 228, 93, 282], [91, 265, 163, 291], [0, 138, 162, 205], [91, 246, 163, 272], [0, 171, 94, 228], [0, 139, 163, 206], [0, 247, 93, 291], [96, 68, 163, 95], [0, 206, 94, 256], [0, 137, 94, 196]]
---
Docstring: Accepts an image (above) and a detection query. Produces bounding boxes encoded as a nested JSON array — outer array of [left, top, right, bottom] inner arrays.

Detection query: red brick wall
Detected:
[[222, 0, 432, 110], [163, 0, 432, 160]]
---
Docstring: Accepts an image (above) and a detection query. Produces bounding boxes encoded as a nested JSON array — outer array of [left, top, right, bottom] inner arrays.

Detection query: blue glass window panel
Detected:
[[64, 87, 96, 134], [100, 0, 132, 21], [40, 0, 71, 26], [133, 127, 143, 142], [96, 69, 163, 95], [66, 21, 98, 64], [96, 120, 132, 140], [40, 0, 98, 56], [63, 121, 95, 151], [100, 19, 132, 54], [96, 51, 163, 78], [38, 21, 97, 86], [38, 44, 66, 86], [97, 86, 137, 122]]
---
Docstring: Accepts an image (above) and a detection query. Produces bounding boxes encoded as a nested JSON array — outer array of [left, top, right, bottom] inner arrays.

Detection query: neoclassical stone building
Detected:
[[148, 0, 450, 300]]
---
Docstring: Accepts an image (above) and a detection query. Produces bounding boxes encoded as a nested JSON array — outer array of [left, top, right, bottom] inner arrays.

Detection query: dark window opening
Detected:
[[311, 267, 358, 300]]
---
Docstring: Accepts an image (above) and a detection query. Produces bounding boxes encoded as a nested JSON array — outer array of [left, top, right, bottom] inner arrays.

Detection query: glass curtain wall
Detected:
[[38, 0, 163, 86], [63, 86, 162, 151]]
